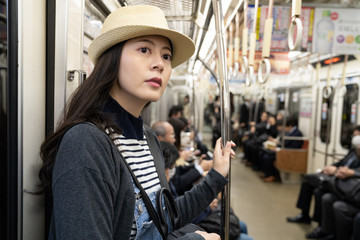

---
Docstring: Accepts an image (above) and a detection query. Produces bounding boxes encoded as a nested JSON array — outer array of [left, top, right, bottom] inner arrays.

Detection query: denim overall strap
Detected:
[[117, 147, 167, 239], [133, 190, 162, 240]]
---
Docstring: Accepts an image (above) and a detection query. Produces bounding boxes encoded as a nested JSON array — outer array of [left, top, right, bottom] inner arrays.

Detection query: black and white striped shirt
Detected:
[[110, 132, 161, 239], [103, 97, 161, 239]]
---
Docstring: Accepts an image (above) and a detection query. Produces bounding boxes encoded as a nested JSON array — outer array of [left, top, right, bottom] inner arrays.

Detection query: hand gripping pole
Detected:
[[212, 0, 231, 239]]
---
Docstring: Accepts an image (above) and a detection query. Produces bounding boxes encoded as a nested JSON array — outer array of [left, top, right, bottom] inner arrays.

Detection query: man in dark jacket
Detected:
[[239, 97, 250, 130], [286, 125, 360, 239], [259, 117, 303, 182], [318, 166, 360, 240]]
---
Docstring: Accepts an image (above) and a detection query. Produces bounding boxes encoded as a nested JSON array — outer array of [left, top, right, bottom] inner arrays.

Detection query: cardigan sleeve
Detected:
[[49, 124, 132, 240], [175, 168, 228, 227]]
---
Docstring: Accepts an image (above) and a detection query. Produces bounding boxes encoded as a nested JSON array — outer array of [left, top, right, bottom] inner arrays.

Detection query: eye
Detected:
[[139, 47, 150, 54], [163, 53, 172, 62]]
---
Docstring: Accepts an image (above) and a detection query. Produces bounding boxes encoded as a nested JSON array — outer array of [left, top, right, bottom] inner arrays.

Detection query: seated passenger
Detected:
[[242, 111, 270, 168], [353, 212, 360, 240], [316, 165, 360, 239], [159, 140, 215, 222], [286, 126, 360, 237], [152, 120, 213, 196], [259, 116, 303, 182], [168, 105, 184, 119], [319, 167, 360, 240]]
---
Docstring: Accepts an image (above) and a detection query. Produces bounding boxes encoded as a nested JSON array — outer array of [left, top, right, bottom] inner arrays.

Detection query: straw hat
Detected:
[[88, 5, 195, 68]]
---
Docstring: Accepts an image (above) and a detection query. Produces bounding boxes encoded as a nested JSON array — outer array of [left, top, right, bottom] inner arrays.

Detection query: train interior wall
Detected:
[[13, 0, 360, 239], [20, 0, 46, 239]]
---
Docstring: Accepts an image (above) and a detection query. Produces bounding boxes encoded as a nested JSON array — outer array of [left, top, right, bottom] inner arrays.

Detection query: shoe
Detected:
[[286, 213, 311, 224], [252, 165, 260, 171], [305, 226, 326, 239], [263, 176, 277, 182], [318, 234, 335, 240], [259, 173, 265, 178]]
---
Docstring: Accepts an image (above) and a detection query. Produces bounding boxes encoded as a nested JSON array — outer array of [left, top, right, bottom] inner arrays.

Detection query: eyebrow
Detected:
[[134, 38, 172, 53]]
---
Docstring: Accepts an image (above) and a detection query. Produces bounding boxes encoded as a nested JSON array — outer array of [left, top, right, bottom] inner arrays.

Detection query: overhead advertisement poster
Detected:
[[258, 6, 291, 51], [312, 8, 360, 54], [257, 6, 314, 52]]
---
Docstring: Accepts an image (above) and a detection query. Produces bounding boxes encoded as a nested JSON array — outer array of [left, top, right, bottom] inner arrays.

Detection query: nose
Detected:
[[151, 54, 164, 73]]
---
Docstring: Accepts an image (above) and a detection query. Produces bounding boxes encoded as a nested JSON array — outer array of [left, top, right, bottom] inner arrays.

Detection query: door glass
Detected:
[[0, 0, 7, 238], [277, 91, 285, 111], [340, 84, 359, 149], [289, 90, 300, 116], [320, 86, 333, 143]]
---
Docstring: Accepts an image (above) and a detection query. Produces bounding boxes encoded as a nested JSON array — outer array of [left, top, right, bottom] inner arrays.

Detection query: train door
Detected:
[[337, 81, 359, 150], [1, 1, 19, 239], [312, 80, 360, 171], [274, 87, 312, 120], [47, 0, 88, 132], [273, 86, 314, 157]]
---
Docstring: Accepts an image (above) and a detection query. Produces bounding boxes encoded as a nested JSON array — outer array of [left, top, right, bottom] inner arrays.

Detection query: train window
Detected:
[[320, 86, 334, 143], [340, 84, 359, 149], [289, 90, 300, 116], [277, 91, 285, 111]]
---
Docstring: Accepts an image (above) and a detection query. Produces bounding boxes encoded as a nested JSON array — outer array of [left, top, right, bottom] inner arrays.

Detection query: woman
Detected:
[[39, 5, 234, 240]]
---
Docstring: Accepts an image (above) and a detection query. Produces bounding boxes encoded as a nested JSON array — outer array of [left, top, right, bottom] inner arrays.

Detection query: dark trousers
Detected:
[[259, 150, 279, 178], [322, 192, 360, 240], [243, 138, 252, 160], [353, 213, 360, 240], [248, 144, 260, 169], [295, 180, 325, 223]]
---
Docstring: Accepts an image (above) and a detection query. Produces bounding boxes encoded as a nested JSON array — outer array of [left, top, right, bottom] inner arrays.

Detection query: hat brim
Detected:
[[88, 25, 195, 68]]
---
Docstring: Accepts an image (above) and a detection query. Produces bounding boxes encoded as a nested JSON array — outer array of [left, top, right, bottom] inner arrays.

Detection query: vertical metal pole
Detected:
[[281, 88, 290, 148], [325, 95, 333, 166], [212, 0, 231, 239]]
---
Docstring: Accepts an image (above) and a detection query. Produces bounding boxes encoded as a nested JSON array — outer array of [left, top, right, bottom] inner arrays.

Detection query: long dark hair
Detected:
[[38, 42, 125, 194]]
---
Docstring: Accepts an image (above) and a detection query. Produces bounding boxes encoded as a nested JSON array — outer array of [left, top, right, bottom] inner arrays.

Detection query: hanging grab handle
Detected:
[[258, 0, 274, 84], [228, 23, 234, 76], [323, 55, 333, 99], [339, 55, 349, 97], [288, 0, 303, 51], [233, 12, 241, 77], [247, 0, 259, 84], [241, 0, 249, 74]]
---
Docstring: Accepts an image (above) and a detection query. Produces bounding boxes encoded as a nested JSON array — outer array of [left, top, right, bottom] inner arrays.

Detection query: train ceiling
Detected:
[[90, 0, 360, 82]]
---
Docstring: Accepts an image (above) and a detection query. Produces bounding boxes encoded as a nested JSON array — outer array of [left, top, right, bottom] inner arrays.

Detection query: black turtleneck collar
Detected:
[[103, 96, 144, 140]]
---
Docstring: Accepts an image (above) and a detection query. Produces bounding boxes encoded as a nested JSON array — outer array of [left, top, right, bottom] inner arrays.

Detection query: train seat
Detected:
[[275, 140, 309, 184]]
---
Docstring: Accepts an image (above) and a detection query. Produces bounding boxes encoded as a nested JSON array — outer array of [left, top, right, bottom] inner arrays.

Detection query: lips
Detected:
[[145, 77, 162, 88]]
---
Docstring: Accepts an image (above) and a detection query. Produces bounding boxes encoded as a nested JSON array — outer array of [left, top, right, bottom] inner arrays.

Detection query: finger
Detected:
[[223, 141, 232, 160], [230, 149, 236, 159], [214, 138, 223, 155]]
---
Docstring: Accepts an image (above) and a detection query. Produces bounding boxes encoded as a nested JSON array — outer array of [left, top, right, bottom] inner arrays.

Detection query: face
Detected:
[[110, 35, 173, 116], [352, 130, 360, 146], [261, 112, 268, 122], [163, 122, 176, 144], [268, 116, 276, 125]]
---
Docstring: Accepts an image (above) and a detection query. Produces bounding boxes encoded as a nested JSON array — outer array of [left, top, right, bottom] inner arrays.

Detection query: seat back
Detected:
[[276, 140, 308, 174]]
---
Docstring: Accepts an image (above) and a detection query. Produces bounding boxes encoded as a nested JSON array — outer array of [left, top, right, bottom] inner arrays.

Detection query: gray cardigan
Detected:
[[49, 123, 228, 239]]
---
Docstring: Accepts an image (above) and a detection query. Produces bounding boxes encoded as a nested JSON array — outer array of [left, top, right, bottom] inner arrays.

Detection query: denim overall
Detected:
[[132, 185, 173, 240]]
